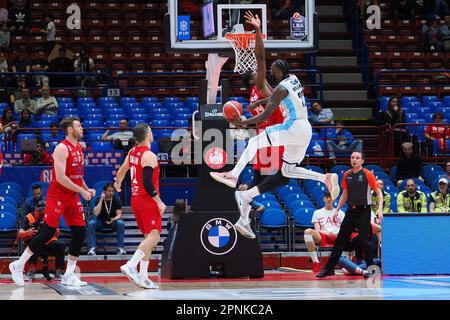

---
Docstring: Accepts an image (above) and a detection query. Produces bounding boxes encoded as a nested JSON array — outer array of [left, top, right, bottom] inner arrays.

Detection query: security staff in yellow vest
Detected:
[[18, 200, 65, 281], [430, 177, 450, 213], [397, 179, 428, 213], [371, 179, 391, 214]]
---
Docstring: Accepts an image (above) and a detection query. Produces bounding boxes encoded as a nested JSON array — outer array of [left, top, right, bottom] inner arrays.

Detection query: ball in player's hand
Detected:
[[223, 100, 243, 122], [293, 12, 301, 19]]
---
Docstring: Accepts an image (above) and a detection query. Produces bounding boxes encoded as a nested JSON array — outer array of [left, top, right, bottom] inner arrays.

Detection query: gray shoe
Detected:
[[234, 218, 256, 239], [87, 248, 96, 256], [120, 263, 141, 287], [25, 269, 35, 281], [117, 248, 127, 255]]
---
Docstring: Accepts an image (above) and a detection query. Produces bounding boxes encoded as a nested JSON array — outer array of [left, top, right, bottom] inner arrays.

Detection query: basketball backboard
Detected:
[[165, 0, 318, 53]]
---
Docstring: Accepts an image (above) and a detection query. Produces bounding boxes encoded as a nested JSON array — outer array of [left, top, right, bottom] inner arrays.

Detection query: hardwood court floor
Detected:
[[0, 271, 448, 300]]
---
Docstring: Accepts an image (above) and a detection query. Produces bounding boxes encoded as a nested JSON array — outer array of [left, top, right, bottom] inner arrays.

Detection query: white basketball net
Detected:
[[226, 33, 259, 74]]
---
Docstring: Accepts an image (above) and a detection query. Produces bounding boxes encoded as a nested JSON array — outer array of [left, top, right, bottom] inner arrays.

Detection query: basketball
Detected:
[[223, 100, 243, 121]]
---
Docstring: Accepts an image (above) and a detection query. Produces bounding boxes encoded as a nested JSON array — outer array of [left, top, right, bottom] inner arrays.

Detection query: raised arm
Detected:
[[244, 11, 271, 97], [237, 85, 288, 126]]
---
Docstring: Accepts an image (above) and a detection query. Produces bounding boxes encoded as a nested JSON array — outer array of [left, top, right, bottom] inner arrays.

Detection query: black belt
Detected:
[[349, 205, 370, 209]]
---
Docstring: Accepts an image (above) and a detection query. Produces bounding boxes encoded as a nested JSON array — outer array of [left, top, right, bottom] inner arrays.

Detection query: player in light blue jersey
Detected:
[[210, 57, 340, 239]]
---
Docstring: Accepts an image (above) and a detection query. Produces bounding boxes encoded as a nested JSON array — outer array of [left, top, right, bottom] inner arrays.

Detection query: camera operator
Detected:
[[18, 200, 65, 281]]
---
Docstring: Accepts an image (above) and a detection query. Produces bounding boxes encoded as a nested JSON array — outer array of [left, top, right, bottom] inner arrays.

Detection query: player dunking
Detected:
[[114, 123, 165, 289], [10, 117, 95, 286], [210, 14, 340, 238]]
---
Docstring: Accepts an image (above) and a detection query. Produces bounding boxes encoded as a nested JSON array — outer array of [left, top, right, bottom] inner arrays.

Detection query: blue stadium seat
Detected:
[[167, 102, 185, 110], [173, 113, 191, 121], [401, 96, 419, 106], [310, 186, 327, 204], [305, 180, 323, 195], [16, 133, 36, 142], [130, 114, 149, 122], [390, 196, 398, 212], [260, 208, 289, 228], [98, 97, 117, 107], [422, 96, 439, 104], [0, 196, 16, 206], [120, 97, 137, 106], [287, 179, 300, 188], [283, 193, 311, 205], [77, 97, 94, 106], [84, 113, 103, 121], [403, 101, 422, 112], [293, 207, 315, 228], [331, 165, 351, 175], [35, 120, 53, 128], [184, 97, 198, 103], [254, 193, 277, 203], [443, 96, 450, 108], [416, 184, 432, 198], [143, 102, 163, 113], [173, 120, 189, 127], [150, 120, 171, 128], [423, 164, 445, 180], [84, 120, 103, 128], [141, 97, 159, 104], [87, 132, 104, 141], [107, 113, 127, 121], [127, 120, 141, 127], [0, 189, 20, 203], [0, 211, 17, 232], [305, 165, 324, 173], [152, 113, 172, 121], [374, 171, 390, 180], [123, 102, 141, 115], [163, 97, 180, 104], [0, 182, 21, 195], [306, 140, 325, 157], [228, 96, 247, 103], [286, 199, 315, 212], [151, 141, 159, 153], [171, 108, 191, 115], [277, 185, 304, 200], [365, 164, 384, 174], [106, 107, 125, 116], [59, 216, 70, 232], [0, 203, 17, 215], [260, 201, 283, 210], [405, 113, 419, 122], [89, 141, 113, 152], [57, 97, 73, 104]]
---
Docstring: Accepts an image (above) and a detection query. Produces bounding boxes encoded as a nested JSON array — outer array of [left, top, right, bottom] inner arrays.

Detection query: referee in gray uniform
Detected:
[[317, 151, 383, 278]]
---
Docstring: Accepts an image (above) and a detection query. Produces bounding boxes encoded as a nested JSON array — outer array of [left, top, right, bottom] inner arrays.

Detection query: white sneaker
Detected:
[[9, 261, 24, 286], [87, 248, 96, 256], [234, 218, 256, 239], [235, 191, 251, 222], [210, 172, 238, 188], [120, 263, 141, 287], [61, 273, 87, 286], [117, 248, 127, 255], [326, 173, 340, 200], [137, 275, 159, 289]]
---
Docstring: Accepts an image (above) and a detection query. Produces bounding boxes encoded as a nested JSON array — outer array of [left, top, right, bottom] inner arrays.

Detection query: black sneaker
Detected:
[[316, 268, 335, 278]]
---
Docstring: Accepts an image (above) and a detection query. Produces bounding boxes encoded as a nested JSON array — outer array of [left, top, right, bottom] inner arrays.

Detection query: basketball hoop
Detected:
[[226, 33, 266, 75]]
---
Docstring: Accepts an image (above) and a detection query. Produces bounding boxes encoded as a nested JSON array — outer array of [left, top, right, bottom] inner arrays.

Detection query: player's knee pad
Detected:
[[28, 223, 56, 253], [68, 226, 85, 257]]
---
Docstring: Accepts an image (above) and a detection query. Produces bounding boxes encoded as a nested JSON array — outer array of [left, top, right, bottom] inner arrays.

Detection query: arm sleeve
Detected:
[[366, 170, 379, 190], [341, 171, 348, 190], [142, 166, 158, 198]]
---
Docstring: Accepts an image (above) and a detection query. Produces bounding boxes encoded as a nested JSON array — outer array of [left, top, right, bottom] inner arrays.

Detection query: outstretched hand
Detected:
[[244, 11, 261, 30]]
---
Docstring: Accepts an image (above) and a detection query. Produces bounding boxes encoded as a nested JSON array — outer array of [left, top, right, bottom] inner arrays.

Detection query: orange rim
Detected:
[[226, 33, 266, 50]]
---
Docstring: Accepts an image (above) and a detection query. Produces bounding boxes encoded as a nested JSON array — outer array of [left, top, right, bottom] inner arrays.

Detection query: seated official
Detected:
[[371, 179, 391, 214], [21, 184, 43, 219], [397, 179, 428, 213], [18, 200, 65, 281], [304, 192, 345, 273], [430, 178, 450, 213], [87, 182, 126, 256]]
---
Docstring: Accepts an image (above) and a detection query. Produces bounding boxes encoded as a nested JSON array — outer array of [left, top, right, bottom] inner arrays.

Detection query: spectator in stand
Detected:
[[0, 106, 16, 134], [43, 122, 61, 152], [439, 15, 450, 51], [271, 0, 294, 20], [0, 49, 8, 73], [410, 0, 427, 19], [101, 119, 133, 149], [23, 141, 51, 166], [18, 108, 34, 129], [0, 0, 8, 23], [446, 161, 450, 179], [21, 184, 43, 218], [371, 179, 391, 214], [383, 96, 407, 154], [14, 87, 36, 115], [308, 101, 334, 126], [31, 50, 50, 87], [87, 182, 126, 256], [35, 85, 58, 118], [430, 177, 450, 212], [424, 112, 450, 154], [326, 120, 363, 160], [393, 0, 414, 20], [10, 47, 31, 87], [396, 142, 424, 186], [0, 21, 10, 50], [429, 0, 450, 18], [423, 14, 443, 51], [397, 178, 428, 213], [8, 0, 31, 35], [41, 13, 56, 55], [49, 46, 74, 87], [74, 48, 96, 88], [303, 192, 345, 273]]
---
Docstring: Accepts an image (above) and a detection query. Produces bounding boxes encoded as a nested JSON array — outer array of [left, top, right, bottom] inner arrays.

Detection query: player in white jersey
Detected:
[[210, 57, 340, 239]]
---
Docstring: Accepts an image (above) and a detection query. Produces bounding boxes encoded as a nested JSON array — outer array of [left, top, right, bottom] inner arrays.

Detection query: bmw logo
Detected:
[[200, 218, 237, 256]]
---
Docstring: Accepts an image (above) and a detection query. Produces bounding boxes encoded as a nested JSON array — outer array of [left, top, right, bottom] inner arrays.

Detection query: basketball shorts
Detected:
[[265, 119, 312, 165], [131, 194, 162, 235], [44, 192, 85, 228], [319, 231, 337, 246]]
